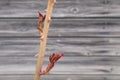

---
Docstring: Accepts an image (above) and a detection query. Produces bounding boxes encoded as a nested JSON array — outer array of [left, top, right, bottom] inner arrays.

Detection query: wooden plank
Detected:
[[0, 74, 120, 80], [0, 56, 120, 74], [1, 37, 120, 57], [0, 0, 114, 17], [104, 0, 120, 17], [0, 18, 120, 56], [0, 18, 120, 37], [0, 75, 34, 80]]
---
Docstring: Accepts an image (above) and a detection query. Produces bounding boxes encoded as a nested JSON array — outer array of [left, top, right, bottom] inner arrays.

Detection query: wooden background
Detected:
[[0, 0, 120, 80]]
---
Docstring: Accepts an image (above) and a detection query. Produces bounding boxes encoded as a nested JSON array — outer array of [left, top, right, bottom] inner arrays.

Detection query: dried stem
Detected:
[[34, 0, 55, 80]]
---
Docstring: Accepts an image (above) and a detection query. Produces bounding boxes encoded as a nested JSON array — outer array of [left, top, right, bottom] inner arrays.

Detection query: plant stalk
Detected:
[[34, 0, 55, 80]]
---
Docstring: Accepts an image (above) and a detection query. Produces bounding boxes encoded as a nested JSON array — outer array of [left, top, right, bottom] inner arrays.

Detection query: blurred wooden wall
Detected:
[[0, 0, 120, 80]]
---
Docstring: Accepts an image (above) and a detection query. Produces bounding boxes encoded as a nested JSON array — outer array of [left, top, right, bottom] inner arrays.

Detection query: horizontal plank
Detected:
[[0, 74, 120, 80], [1, 37, 120, 57], [0, 0, 118, 17], [1, 56, 120, 74], [0, 18, 120, 37], [0, 18, 120, 56]]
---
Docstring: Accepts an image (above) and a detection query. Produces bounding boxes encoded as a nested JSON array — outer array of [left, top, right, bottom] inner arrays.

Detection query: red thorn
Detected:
[[38, 11, 44, 18], [38, 11, 46, 22], [43, 15, 46, 21]]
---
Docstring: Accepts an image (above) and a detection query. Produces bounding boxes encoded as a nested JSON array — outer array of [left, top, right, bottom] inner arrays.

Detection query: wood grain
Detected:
[[0, 18, 120, 37], [0, 0, 120, 79], [0, 18, 120, 57], [1, 37, 120, 57], [0, 74, 120, 80], [1, 56, 120, 75], [0, 0, 118, 17]]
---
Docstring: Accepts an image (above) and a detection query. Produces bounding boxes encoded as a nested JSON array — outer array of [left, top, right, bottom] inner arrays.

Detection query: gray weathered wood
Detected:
[[1, 37, 120, 57], [0, 74, 120, 80], [0, 18, 120, 37], [1, 0, 120, 79], [0, 0, 119, 17], [0, 18, 120, 57], [1, 56, 120, 75]]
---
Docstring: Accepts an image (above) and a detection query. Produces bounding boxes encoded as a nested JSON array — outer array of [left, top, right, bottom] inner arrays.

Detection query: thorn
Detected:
[[34, 54, 38, 57], [54, 0, 56, 3], [45, 9, 47, 12], [40, 35, 44, 40], [38, 11, 44, 18], [37, 27, 44, 40], [43, 15, 46, 21], [40, 33, 44, 40], [37, 27, 43, 33], [38, 11, 46, 22], [48, 17, 51, 22]]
